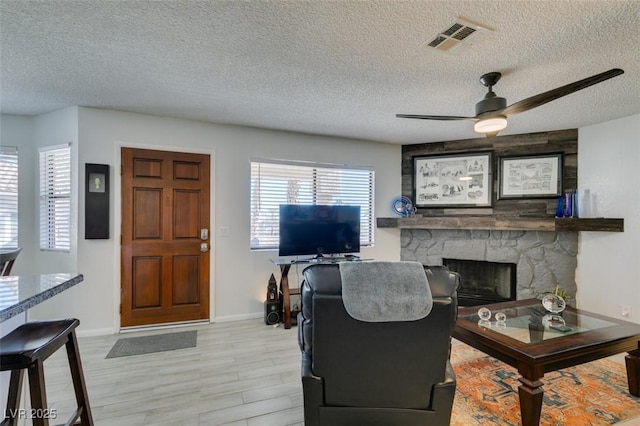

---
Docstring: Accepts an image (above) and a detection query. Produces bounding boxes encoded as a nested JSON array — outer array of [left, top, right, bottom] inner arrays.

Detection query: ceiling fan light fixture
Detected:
[[474, 116, 507, 133]]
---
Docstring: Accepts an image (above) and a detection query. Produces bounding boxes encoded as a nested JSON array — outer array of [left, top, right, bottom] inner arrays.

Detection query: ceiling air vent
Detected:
[[427, 18, 493, 54]]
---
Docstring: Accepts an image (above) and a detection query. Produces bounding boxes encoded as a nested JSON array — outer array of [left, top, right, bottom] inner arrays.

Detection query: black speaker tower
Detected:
[[264, 274, 281, 325], [264, 300, 280, 325]]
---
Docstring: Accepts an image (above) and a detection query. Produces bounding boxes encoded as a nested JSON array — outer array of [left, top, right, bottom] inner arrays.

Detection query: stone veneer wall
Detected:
[[401, 229, 578, 303]]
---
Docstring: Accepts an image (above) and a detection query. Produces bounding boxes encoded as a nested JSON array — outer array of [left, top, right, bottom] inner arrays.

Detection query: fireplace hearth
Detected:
[[443, 258, 516, 307]]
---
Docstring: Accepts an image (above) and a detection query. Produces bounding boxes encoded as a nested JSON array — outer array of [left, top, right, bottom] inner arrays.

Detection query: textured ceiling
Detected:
[[1, 0, 639, 144]]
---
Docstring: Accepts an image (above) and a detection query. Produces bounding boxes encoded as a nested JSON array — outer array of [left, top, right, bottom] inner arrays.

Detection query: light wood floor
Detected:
[[41, 320, 303, 426], [30, 319, 640, 426]]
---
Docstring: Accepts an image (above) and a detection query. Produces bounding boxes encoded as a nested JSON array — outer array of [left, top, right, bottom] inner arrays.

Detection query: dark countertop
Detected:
[[0, 273, 84, 322]]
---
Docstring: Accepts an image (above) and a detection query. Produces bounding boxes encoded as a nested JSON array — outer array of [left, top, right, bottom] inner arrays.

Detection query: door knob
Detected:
[[200, 243, 209, 252]]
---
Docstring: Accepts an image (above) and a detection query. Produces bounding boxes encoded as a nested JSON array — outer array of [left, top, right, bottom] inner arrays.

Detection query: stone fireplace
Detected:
[[401, 229, 578, 303], [392, 129, 623, 306]]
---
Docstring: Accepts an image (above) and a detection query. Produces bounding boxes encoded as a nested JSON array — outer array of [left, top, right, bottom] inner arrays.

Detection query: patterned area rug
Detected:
[[450, 342, 640, 425]]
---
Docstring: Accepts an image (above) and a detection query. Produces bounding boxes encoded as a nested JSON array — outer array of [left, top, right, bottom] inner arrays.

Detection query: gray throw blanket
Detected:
[[339, 261, 433, 322]]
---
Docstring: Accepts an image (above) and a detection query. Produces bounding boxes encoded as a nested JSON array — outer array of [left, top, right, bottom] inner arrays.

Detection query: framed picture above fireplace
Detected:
[[498, 153, 563, 199], [413, 152, 492, 208]]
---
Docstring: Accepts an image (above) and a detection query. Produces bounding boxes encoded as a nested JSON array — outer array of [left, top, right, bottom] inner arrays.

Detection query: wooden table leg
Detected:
[[625, 347, 640, 396], [518, 376, 544, 426]]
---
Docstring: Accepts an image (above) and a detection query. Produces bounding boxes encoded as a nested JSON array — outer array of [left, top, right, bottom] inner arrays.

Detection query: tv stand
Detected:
[[272, 257, 369, 329], [299, 254, 326, 262], [299, 255, 359, 263], [272, 260, 311, 329]]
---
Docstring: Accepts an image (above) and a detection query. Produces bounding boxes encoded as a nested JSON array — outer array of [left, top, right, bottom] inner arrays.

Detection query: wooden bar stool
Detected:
[[0, 248, 22, 276], [1, 319, 93, 426]]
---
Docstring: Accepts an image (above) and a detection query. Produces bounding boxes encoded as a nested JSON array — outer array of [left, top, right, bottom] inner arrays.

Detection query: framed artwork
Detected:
[[413, 152, 492, 207], [498, 153, 563, 199], [85, 163, 110, 239], [88, 173, 106, 193]]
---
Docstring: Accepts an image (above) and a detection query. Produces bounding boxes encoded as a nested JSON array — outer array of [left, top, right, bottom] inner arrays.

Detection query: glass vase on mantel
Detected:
[[563, 191, 573, 218], [556, 190, 579, 218], [555, 196, 565, 218]]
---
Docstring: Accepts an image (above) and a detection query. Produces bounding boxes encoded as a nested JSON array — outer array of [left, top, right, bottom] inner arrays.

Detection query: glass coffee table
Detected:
[[454, 298, 640, 426]]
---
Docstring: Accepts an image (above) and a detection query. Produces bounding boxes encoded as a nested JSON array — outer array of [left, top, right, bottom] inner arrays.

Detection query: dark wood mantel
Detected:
[[376, 216, 624, 232]]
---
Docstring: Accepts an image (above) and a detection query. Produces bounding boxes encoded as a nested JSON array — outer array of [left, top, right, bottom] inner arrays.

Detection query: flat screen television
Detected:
[[278, 204, 361, 257]]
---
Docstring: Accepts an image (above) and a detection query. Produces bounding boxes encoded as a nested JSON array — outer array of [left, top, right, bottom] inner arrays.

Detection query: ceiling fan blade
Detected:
[[396, 114, 475, 121], [501, 68, 624, 116]]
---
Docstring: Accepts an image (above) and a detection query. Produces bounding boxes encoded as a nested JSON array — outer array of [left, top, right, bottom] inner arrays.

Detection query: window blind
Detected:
[[250, 160, 374, 250], [39, 144, 71, 251], [0, 146, 18, 249]]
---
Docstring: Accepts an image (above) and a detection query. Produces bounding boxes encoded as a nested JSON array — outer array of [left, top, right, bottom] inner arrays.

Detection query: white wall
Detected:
[[3, 108, 401, 335], [31, 107, 80, 273], [577, 113, 640, 322], [5, 108, 638, 330], [2, 109, 82, 272]]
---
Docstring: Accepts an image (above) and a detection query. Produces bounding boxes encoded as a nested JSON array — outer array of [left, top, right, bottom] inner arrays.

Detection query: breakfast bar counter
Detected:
[[0, 273, 84, 322], [0, 273, 89, 423]]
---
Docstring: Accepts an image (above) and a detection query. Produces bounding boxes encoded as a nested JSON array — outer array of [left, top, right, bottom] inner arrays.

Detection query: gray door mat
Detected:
[[106, 330, 197, 359]]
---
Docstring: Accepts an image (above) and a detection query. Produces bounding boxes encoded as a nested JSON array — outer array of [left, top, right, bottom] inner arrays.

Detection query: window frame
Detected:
[[0, 146, 19, 249], [250, 159, 375, 251], [39, 144, 72, 252]]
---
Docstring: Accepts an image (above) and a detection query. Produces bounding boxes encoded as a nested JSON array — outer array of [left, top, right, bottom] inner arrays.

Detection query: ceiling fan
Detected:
[[396, 68, 624, 137]]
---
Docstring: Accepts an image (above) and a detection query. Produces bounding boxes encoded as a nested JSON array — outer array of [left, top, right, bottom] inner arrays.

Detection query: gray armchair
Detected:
[[297, 262, 460, 426]]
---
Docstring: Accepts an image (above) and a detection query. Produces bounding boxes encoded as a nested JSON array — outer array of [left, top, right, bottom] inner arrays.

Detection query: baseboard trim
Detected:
[[120, 319, 210, 334], [76, 327, 116, 337], [214, 312, 263, 323], [73, 313, 265, 336]]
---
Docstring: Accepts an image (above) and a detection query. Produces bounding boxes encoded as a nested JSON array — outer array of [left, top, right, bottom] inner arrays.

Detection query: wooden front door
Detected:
[[121, 148, 210, 327]]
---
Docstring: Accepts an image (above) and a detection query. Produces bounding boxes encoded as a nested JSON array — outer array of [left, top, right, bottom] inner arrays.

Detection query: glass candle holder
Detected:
[[478, 307, 491, 321]]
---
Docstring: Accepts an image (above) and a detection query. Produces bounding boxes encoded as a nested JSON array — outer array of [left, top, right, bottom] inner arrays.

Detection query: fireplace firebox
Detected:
[[442, 258, 516, 307]]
